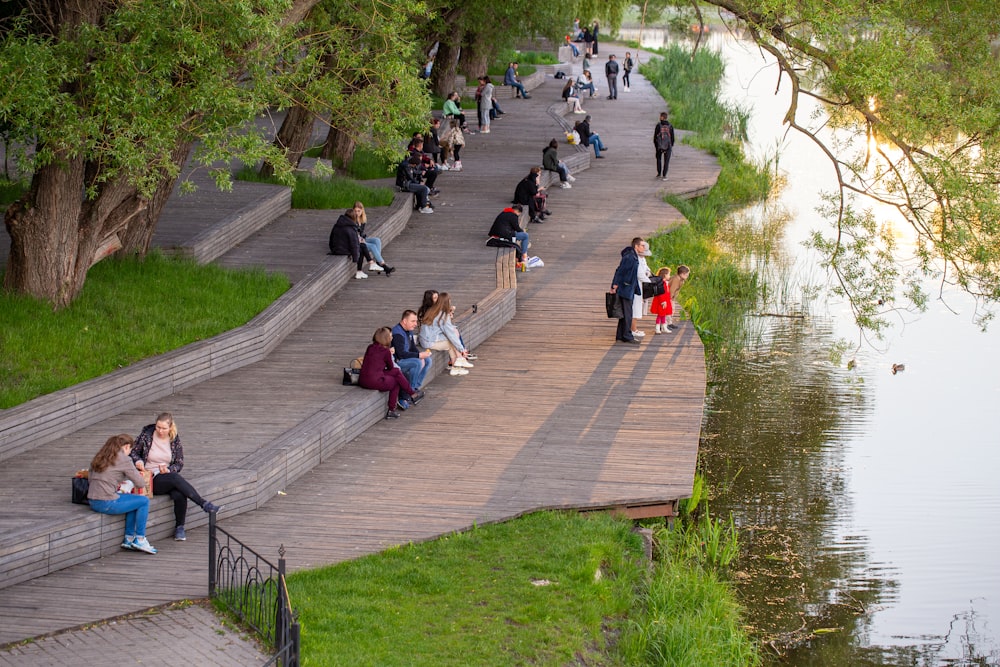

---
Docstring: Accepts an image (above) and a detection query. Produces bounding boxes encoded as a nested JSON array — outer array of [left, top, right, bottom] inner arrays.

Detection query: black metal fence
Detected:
[[209, 513, 300, 666]]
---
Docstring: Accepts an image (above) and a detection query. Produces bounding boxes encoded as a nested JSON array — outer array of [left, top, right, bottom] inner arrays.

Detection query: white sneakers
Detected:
[[449, 366, 469, 376], [453, 357, 474, 368], [567, 174, 576, 182], [418, 206, 434, 214], [633, 330, 646, 337], [452, 161, 463, 171], [368, 263, 383, 272], [560, 182, 572, 189], [355, 270, 368, 279], [440, 163, 450, 171]]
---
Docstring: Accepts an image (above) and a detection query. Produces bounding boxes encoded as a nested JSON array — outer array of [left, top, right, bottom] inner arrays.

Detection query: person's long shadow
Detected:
[[478, 325, 695, 520]]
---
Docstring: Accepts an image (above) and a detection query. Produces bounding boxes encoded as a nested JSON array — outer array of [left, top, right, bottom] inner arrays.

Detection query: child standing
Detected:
[[650, 267, 673, 333]]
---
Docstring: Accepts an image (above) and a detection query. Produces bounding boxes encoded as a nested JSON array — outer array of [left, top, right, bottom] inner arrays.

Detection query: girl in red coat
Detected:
[[650, 267, 673, 334], [359, 327, 423, 419]]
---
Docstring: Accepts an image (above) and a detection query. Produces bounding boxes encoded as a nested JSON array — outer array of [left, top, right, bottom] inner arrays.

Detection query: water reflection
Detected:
[[631, 26, 1000, 667]]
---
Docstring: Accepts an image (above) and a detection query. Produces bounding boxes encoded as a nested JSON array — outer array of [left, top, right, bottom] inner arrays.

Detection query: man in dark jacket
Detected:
[[574, 115, 608, 158], [391, 310, 431, 404], [605, 54, 619, 99], [488, 204, 530, 262], [610, 237, 644, 344], [396, 156, 434, 213], [654, 111, 676, 180], [407, 137, 440, 191]]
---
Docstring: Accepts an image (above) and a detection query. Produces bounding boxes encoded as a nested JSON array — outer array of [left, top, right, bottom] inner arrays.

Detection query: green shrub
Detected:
[[234, 167, 394, 208]]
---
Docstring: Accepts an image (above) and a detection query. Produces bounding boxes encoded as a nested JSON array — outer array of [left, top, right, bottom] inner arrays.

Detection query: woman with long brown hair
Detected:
[[131, 412, 221, 541], [87, 434, 157, 554], [418, 292, 474, 376]]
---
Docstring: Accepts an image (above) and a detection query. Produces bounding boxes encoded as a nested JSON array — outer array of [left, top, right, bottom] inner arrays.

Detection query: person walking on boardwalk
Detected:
[[605, 54, 619, 100], [654, 111, 676, 180], [131, 413, 222, 541], [622, 52, 634, 92], [86, 434, 158, 554], [610, 237, 644, 345]]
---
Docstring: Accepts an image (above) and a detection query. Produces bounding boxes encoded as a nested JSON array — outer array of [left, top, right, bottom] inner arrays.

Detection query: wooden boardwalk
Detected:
[[0, 46, 718, 645]]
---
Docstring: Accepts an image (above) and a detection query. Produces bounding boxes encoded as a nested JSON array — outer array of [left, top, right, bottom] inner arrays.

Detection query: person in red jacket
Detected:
[[359, 327, 424, 419]]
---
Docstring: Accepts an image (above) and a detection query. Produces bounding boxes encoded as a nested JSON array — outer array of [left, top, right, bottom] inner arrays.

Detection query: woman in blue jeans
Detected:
[[87, 434, 157, 554]]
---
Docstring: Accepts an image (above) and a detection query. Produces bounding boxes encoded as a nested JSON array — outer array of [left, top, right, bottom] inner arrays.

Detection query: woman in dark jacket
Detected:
[[328, 209, 393, 279], [513, 167, 548, 224], [131, 412, 221, 541], [359, 328, 423, 420]]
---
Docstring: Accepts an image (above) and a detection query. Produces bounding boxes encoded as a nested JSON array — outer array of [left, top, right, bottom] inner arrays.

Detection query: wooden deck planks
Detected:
[[0, 50, 716, 645]]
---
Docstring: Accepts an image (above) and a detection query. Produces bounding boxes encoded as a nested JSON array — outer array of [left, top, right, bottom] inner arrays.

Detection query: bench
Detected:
[[0, 239, 519, 591]]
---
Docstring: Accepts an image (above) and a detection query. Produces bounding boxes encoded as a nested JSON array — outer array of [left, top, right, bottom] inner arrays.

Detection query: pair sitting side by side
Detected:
[[86, 413, 222, 551]]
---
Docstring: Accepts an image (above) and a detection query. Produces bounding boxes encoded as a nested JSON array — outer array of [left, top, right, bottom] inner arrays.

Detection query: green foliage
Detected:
[[642, 43, 772, 356], [696, 0, 1000, 331], [0, 253, 289, 408], [234, 167, 394, 209], [345, 147, 400, 181], [287, 511, 644, 666], [0, 177, 25, 208], [288, 0, 432, 158], [618, 558, 760, 667], [0, 0, 296, 195]]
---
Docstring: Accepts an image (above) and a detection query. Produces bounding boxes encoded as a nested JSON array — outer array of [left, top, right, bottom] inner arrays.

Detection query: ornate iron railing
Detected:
[[209, 513, 300, 666]]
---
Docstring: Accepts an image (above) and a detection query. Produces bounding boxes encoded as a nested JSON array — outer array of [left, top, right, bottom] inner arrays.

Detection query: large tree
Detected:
[[685, 0, 1000, 331], [0, 0, 324, 307], [260, 0, 431, 177]]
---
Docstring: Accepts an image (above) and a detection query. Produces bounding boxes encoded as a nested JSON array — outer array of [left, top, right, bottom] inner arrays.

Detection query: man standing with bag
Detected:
[[654, 111, 676, 180], [610, 237, 644, 345]]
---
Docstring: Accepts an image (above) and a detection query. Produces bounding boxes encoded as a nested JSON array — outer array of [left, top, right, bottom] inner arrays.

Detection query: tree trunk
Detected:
[[118, 140, 194, 255], [431, 39, 461, 98], [458, 34, 489, 83], [4, 151, 147, 308], [321, 125, 356, 168], [260, 104, 316, 179]]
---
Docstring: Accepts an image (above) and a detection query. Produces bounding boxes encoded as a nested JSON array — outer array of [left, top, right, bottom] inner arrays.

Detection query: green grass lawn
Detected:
[[285, 510, 759, 666], [288, 511, 643, 666], [0, 252, 289, 408]]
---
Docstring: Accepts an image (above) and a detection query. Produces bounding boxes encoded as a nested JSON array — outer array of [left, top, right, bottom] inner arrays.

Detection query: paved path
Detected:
[[0, 44, 719, 660]]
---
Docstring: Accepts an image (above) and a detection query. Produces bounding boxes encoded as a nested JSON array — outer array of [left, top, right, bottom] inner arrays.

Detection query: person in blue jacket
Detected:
[[610, 237, 644, 344]]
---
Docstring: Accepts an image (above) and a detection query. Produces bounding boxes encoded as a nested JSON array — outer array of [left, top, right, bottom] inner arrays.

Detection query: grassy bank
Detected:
[[234, 167, 395, 208], [286, 510, 758, 666], [0, 253, 289, 408], [640, 44, 772, 357]]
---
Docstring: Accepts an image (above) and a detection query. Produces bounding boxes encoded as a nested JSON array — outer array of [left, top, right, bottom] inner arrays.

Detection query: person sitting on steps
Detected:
[[514, 167, 551, 224], [131, 412, 222, 542], [395, 156, 434, 214], [543, 139, 575, 189], [504, 62, 531, 99], [329, 207, 396, 278], [360, 327, 424, 420], [574, 115, 608, 158]]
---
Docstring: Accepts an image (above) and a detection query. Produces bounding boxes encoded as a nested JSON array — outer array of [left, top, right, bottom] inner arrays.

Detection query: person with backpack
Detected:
[[654, 111, 676, 180]]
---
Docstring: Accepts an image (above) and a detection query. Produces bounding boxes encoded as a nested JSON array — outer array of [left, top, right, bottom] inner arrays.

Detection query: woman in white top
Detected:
[[131, 412, 221, 541], [418, 292, 474, 376], [632, 241, 653, 337]]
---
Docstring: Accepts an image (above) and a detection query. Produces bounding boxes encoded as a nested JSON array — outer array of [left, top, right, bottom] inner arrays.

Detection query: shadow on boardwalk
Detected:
[[0, 45, 719, 650]]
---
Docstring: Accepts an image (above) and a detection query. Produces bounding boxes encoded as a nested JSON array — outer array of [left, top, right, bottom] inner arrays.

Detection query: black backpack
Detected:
[[655, 122, 674, 151]]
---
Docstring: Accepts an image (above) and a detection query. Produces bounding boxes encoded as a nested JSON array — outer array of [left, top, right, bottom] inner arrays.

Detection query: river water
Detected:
[[622, 27, 1000, 666]]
